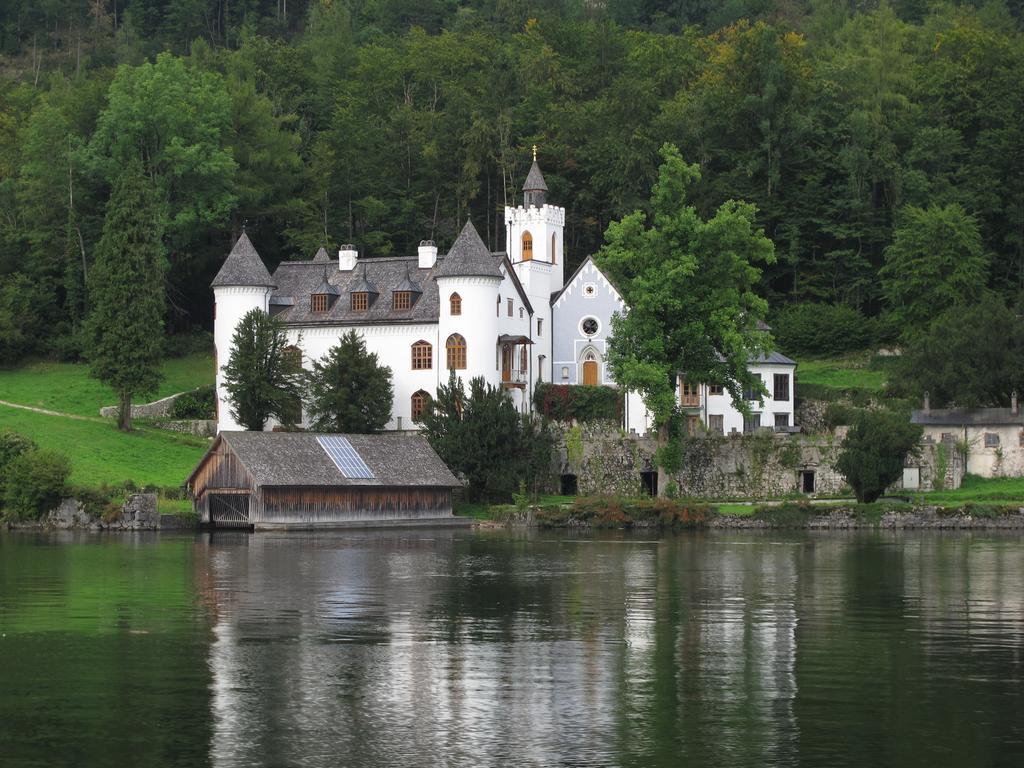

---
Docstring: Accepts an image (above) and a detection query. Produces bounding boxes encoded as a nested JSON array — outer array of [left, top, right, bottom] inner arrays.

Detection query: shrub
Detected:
[[533, 383, 621, 423], [773, 302, 876, 356], [2, 449, 72, 520], [170, 385, 216, 419], [0, 429, 38, 501]]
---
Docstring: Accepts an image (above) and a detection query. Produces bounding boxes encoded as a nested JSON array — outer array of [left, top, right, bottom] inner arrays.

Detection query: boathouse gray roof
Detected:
[[433, 220, 504, 279], [189, 431, 462, 489], [212, 233, 275, 288], [752, 351, 796, 366], [522, 159, 548, 191], [911, 408, 1024, 427]]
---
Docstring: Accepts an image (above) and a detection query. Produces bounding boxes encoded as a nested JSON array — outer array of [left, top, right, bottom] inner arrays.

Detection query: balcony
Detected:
[[501, 369, 527, 388]]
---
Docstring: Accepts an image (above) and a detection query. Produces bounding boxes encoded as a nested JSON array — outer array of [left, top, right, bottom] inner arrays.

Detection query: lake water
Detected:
[[1, 529, 1023, 767]]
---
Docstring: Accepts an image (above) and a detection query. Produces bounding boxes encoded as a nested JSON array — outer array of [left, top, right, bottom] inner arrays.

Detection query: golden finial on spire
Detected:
[[532, 144, 538, 162]]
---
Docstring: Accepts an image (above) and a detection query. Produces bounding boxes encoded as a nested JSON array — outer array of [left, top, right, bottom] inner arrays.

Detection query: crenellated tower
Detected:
[[506, 147, 564, 382]]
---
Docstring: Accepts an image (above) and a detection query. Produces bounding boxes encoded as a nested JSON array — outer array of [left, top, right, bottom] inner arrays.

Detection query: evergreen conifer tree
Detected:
[[222, 309, 306, 431], [84, 162, 167, 431], [306, 330, 393, 433]]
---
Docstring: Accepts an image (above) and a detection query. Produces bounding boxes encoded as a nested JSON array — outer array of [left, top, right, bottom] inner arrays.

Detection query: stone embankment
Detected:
[[489, 503, 1024, 531], [5, 493, 193, 531]]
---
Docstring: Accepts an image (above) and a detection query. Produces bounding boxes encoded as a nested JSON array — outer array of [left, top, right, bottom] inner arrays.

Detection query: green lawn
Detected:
[[0, 404, 208, 488], [796, 353, 890, 395], [912, 475, 1024, 506], [0, 353, 213, 416]]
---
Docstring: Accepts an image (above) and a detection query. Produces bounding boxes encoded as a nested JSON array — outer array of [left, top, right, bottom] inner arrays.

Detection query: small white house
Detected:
[[911, 396, 1024, 478]]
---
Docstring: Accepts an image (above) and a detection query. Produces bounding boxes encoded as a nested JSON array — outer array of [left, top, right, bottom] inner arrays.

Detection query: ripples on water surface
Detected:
[[1, 529, 1023, 767]]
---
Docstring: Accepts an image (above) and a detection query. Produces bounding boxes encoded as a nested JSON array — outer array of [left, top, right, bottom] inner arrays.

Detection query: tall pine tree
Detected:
[[84, 162, 167, 431]]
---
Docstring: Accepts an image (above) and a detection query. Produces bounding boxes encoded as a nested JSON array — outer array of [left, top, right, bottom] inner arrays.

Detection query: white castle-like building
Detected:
[[212, 154, 796, 436]]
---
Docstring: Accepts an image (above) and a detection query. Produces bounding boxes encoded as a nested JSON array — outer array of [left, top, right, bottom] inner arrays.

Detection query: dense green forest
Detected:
[[1, 0, 1022, 364]]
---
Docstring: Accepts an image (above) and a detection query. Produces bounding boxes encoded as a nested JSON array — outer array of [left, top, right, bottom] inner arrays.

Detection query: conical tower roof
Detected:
[[434, 219, 503, 279], [212, 232, 274, 288], [312, 246, 331, 263], [522, 159, 548, 192]]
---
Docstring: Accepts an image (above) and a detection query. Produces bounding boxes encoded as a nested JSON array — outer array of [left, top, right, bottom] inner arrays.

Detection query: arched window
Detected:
[[520, 346, 528, 372], [522, 231, 533, 261], [411, 340, 432, 370], [284, 345, 303, 367], [446, 333, 467, 370], [449, 292, 462, 316], [411, 390, 429, 422], [496, 295, 501, 317], [551, 233, 557, 264]]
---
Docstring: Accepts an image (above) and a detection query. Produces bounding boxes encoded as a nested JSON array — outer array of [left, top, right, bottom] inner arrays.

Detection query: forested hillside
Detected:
[[1, 0, 1022, 366]]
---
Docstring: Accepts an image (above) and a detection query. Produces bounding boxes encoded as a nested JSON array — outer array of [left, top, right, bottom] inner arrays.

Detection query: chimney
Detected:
[[418, 239, 437, 269], [338, 244, 357, 271], [1012, 390, 1019, 415], [923, 391, 930, 414]]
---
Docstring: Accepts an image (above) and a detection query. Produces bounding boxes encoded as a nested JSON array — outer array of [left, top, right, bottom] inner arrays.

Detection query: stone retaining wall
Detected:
[[99, 390, 196, 420], [5, 493, 184, 531], [554, 423, 955, 498]]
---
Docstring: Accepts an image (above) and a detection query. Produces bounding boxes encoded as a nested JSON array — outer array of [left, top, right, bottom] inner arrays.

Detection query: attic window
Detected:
[[352, 292, 368, 312], [393, 291, 412, 311], [311, 294, 329, 312], [584, 284, 597, 298]]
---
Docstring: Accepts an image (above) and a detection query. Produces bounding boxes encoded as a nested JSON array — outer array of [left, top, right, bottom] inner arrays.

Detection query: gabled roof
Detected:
[[212, 233, 275, 288], [312, 247, 331, 263], [551, 255, 625, 307], [911, 408, 1024, 427], [187, 431, 462, 489], [522, 159, 548, 192], [434, 219, 503, 279]]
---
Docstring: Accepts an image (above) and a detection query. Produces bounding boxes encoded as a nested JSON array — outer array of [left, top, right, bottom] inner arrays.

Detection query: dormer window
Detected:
[[393, 291, 412, 311], [310, 269, 339, 312], [352, 292, 368, 311]]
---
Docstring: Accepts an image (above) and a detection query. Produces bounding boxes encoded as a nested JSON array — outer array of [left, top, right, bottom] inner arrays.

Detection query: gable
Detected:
[[551, 257, 626, 310]]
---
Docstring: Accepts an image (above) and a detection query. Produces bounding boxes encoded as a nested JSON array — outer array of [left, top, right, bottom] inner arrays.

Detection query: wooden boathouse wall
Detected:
[[190, 441, 257, 525], [189, 435, 460, 529], [260, 486, 452, 527]]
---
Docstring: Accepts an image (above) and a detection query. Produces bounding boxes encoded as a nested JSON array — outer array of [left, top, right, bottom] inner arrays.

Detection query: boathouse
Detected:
[[185, 431, 465, 530]]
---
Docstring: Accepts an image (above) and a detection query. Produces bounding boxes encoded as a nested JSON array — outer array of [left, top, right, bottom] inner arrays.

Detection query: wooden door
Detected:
[[501, 345, 513, 382], [582, 360, 598, 386]]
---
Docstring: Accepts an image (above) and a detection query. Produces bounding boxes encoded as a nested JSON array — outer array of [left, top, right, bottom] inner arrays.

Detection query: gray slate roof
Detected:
[[752, 351, 796, 366], [203, 431, 462, 488], [312, 247, 331, 263], [212, 233, 275, 288], [911, 408, 1024, 426], [433, 220, 504, 279], [522, 160, 548, 191]]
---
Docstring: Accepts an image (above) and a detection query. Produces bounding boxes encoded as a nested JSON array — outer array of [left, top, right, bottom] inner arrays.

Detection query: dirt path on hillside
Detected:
[[0, 399, 103, 422]]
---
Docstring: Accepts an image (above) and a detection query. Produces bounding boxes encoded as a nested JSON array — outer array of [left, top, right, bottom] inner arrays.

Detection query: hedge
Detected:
[[533, 383, 621, 423]]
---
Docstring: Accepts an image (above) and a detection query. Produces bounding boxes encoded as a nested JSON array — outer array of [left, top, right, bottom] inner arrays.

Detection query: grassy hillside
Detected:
[[0, 354, 214, 489], [0, 354, 213, 416], [795, 353, 892, 398]]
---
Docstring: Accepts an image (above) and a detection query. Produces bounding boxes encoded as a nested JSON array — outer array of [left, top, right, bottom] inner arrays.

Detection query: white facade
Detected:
[[213, 284, 271, 432], [212, 160, 798, 436]]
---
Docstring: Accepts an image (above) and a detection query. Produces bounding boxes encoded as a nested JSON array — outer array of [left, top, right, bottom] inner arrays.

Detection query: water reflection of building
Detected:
[[193, 531, 814, 766]]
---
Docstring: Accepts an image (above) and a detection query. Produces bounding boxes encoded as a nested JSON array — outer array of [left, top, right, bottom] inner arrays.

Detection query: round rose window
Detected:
[[582, 318, 599, 336]]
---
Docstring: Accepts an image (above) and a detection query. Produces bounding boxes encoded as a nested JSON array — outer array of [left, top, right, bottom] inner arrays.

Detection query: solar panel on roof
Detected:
[[316, 436, 375, 479]]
